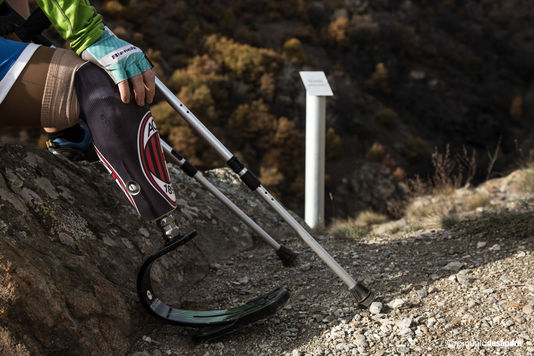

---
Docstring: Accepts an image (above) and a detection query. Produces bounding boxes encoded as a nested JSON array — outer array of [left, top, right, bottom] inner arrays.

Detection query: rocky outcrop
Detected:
[[0, 143, 285, 355]]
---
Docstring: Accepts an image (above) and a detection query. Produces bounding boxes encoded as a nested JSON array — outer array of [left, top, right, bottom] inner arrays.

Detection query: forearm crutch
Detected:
[[156, 78, 375, 307], [159, 139, 297, 266]]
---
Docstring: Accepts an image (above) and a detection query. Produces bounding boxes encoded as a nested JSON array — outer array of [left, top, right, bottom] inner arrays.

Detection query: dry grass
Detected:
[[328, 219, 371, 239], [464, 191, 490, 210], [329, 210, 387, 239], [515, 165, 534, 194], [440, 214, 459, 229], [355, 210, 388, 226]]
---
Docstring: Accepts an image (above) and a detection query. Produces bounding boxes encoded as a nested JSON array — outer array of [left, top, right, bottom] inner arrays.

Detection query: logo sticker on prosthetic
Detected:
[[138, 113, 177, 206]]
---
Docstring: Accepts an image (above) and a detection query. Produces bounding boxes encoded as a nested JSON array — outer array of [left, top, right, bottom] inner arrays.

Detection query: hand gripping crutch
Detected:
[[156, 78, 375, 307], [159, 139, 297, 266]]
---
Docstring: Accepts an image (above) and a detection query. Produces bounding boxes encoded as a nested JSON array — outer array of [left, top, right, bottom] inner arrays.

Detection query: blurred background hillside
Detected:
[[3, 0, 534, 221]]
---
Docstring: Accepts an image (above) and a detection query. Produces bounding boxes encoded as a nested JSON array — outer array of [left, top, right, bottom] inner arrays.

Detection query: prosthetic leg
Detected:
[[75, 63, 290, 339]]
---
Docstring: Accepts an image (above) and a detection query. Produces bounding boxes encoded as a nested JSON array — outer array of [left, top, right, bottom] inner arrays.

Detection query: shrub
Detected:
[[403, 136, 429, 159], [100, 0, 124, 16], [365, 142, 386, 162], [392, 167, 406, 182], [389, 22, 418, 56], [326, 128, 341, 160], [364, 62, 390, 94], [328, 16, 349, 47], [150, 101, 181, 137], [204, 35, 282, 83], [374, 107, 398, 129], [349, 14, 380, 43], [228, 101, 305, 196], [440, 214, 459, 229], [431, 144, 461, 194], [282, 38, 307, 64]]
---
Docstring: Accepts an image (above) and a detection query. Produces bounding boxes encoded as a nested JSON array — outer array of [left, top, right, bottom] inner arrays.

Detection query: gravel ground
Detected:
[[128, 175, 534, 356]]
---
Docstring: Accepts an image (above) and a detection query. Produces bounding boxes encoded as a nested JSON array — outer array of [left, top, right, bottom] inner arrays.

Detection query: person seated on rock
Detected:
[[1, 0, 180, 230]]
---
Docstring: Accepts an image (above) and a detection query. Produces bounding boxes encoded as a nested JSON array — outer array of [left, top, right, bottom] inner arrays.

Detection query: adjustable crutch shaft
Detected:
[[156, 79, 374, 306], [160, 139, 296, 266]]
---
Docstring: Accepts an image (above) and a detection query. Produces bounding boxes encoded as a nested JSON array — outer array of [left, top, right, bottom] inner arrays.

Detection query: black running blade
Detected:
[[137, 231, 290, 328], [193, 285, 290, 341]]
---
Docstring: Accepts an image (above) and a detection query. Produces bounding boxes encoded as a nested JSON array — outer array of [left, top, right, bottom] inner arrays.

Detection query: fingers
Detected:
[[143, 68, 156, 105], [130, 74, 146, 106], [118, 68, 156, 107], [118, 80, 130, 104]]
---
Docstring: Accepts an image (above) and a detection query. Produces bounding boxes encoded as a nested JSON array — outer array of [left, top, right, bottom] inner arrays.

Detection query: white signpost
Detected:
[[299, 71, 333, 229]]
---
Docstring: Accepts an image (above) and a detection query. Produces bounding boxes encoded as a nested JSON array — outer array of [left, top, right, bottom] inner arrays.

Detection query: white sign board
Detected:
[[299, 71, 333, 96]]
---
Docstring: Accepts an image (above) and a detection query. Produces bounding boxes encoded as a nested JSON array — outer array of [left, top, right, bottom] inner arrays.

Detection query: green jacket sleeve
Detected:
[[34, 0, 104, 55]]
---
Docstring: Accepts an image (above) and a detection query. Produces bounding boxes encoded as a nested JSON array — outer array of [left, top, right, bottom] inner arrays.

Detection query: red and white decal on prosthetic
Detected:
[[137, 112, 177, 207], [94, 145, 141, 215]]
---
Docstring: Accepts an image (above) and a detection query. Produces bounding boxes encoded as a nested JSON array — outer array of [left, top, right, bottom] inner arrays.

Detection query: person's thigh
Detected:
[[0, 46, 85, 129]]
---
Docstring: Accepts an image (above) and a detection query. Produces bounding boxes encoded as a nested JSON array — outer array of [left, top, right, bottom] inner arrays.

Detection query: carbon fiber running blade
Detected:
[[137, 231, 290, 328], [193, 285, 290, 341]]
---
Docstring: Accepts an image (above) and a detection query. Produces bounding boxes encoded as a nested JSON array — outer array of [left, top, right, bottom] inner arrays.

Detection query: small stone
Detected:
[[354, 333, 368, 347], [335, 343, 347, 351], [369, 302, 383, 314], [523, 304, 533, 315], [397, 345, 410, 353], [502, 319, 515, 328], [237, 276, 250, 285], [397, 317, 412, 329], [516, 251, 526, 257], [388, 298, 406, 309], [489, 244, 501, 251], [210, 263, 222, 270], [456, 274, 475, 285], [448, 275, 457, 281], [467, 300, 477, 308], [417, 290, 428, 298], [443, 261, 464, 271], [299, 263, 312, 271], [499, 275, 511, 284], [482, 288, 494, 294], [476, 241, 487, 248], [138, 227, 150, 237], [291, 349, 301, 356], [399, 327, 413, 336]]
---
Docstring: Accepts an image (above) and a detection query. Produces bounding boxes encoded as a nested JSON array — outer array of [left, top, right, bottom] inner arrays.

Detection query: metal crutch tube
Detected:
[[160, 139, 297, 266], [156, 79, 375, 307]]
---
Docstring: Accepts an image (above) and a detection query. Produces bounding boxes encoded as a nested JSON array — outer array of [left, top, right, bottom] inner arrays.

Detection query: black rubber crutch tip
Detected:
[[276, 245, 298, 267], [351, 282, 376, 308]]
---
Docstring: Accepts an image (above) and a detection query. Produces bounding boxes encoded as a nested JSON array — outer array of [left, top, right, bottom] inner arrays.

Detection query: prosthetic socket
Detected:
[[75, 63, 177, 221]]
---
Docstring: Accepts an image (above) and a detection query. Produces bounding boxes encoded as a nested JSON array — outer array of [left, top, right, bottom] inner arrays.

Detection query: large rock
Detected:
[[0, 143, 283, 355]]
